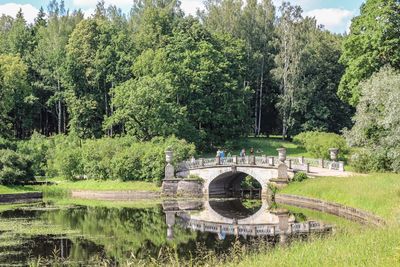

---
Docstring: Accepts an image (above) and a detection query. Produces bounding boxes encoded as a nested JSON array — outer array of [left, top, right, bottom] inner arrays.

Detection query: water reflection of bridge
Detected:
[[163, 199, 332, 243]]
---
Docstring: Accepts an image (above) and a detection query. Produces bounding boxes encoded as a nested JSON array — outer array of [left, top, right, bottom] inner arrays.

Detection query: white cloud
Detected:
[[0, 3, 39, 24], [304, 8, 354, 33], [181, 0, 204, 16], [72, 0, 133, 9]]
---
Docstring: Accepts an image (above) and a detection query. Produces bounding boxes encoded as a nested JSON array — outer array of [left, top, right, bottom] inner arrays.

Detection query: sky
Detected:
[[0, 0, 365, 33]]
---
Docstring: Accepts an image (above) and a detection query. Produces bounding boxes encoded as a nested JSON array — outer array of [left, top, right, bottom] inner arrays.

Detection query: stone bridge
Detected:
[[163, 199, 333, 242], [162, 148, 347, 199]]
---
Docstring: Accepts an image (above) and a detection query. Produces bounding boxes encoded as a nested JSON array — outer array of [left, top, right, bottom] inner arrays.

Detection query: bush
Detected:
[[46, 135, 83, 180], [293, 131, 348, 159], [350, 148, 389, 173], [0, 149, 34, 184], [81, 137, 133, 180], [110, 146, 143, 181], [292, 172, 308, 182], [17, 132, 50, 176], [0, 137, 16, 150]]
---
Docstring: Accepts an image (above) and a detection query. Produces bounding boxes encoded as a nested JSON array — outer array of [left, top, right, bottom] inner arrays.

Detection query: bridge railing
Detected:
[[180, 218, 330, 236]]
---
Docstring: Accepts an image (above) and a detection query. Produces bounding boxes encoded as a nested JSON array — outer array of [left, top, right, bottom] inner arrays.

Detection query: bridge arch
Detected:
[[185, 165, 281, 199]]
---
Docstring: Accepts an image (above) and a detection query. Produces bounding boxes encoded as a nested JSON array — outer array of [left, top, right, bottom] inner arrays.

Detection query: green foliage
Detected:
[[292, 172, 308, 182], [338, 0, 400, 106], [0, 137, 16, 150], [0, 54, 32, 138], [0, 149, 34, 185], [344, 67, 400, 172], [293, 131, 348, 159], [46, 135, 83, 180], [45, 135, 194, 182], [81, 137, 132, 180], [241, 175, 261, 189], [17, 132, 50, 176]]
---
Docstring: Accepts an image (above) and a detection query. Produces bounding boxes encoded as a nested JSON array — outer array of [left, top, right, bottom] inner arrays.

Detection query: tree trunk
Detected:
[[257, 56, 264, 136], [57, 77, 62, 134]]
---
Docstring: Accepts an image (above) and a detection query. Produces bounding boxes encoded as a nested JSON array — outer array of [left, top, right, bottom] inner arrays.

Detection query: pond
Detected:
[[0, 199, 333, 265]]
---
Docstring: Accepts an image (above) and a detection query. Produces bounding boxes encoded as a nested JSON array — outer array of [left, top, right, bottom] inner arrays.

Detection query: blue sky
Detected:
[[0, 0, 365, 33]]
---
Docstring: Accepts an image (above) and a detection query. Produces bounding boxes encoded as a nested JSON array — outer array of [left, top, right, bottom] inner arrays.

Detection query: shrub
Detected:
[[0, 137, 16, 150], [0, 149, 34, 184], [350, 148, 389, 173], [81, 137, 132, 180], [140, 136, 196, 182], [110, 146, 143, 181], [17, 132, 50, 176], [292, 172, 308, 182], [46, 135, 83, 180], [293, 131, 348, 159]]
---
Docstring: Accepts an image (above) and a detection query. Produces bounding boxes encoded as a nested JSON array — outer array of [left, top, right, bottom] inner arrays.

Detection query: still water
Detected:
[[0, 199, 332, 265]]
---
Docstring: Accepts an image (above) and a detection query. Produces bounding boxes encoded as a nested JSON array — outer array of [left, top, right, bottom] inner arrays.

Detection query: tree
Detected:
[[108, 18, 250, 148], [273, 3, 305, 139], [200, 0, 277, 136], [65, 14, 134, 138], [105, 73, 187, 140], [292, 27, 353, 134], [0, 55, 32, 138], [345, 67, 400, 172], [338, 0, 400, 106], [3, 9, 32, 59], [31, 2, 83, 135]]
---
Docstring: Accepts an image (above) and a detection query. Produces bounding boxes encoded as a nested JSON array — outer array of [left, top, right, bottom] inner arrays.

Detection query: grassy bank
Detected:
[[0, 185, 39, 194], [0, 179, 160, 199], [45, 178, 161, 192], [281, 173, 400, 221], [232, 173, 400, 267]]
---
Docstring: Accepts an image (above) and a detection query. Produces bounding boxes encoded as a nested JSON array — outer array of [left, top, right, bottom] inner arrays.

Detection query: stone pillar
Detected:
[[271, 209, 289, 245], [164, 149, 174, 179], [269, 156, 275, 166], [277, 148, 287, 163], [288, 159, 292, 169], [306, 163, 310, 173], [300, 156, 305, 165], [329, 148, 339, 161], [200, 158, 205, 167], [165, 211, 176, 240], [233, 155, 238, 164], [339, 161, 345, 172], [215, 156, 221, 165], [320, 159, 325, 168], [250, 155, 256, 165]]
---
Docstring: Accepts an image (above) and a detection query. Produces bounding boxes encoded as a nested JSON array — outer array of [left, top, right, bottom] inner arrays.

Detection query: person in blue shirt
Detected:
[[220, 149, 225, 163]]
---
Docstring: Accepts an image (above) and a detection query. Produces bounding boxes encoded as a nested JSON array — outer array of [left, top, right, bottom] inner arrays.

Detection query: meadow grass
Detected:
[[281, 173, 400, 221], [39, 178, 160, 192], [47, 197, 161, 209], [231, 173, 400, 267], [0, 185, 39, 194]]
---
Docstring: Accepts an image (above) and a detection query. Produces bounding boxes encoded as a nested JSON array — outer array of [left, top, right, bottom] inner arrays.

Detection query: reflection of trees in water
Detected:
[[42, 205, 196, 263]]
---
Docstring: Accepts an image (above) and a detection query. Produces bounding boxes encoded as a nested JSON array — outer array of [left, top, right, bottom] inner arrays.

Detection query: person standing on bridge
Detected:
[[220, 149, 225, 164], [240, 148, 246, 157]]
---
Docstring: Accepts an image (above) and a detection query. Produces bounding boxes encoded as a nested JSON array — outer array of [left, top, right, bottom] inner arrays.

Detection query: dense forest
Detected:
[[0, 0, 355, 147], [1, 0, 400, 175]]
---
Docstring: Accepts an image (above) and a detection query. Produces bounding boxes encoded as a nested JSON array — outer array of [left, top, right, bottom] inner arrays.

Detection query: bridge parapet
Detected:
[[178, 155, 344, 173]]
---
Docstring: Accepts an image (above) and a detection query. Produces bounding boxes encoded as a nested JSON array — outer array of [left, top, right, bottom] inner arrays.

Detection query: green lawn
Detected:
[[44, 178, 161, 192], [231, 173, 400, 267], [200, 136, 311, 158], [0, 185, 39, 194], [281, 173, 400, 221], [0, 179, 160, 200]]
